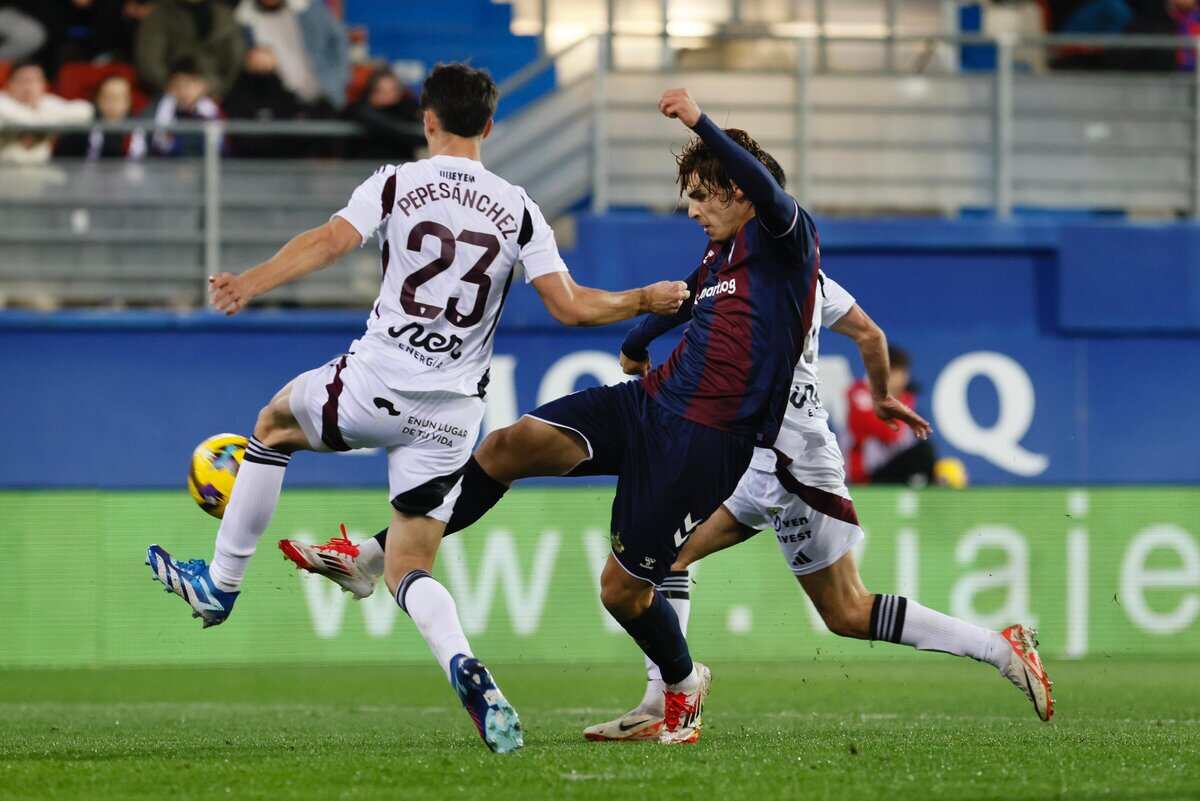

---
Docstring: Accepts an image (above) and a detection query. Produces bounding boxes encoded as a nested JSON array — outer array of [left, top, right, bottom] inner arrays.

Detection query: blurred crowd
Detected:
[[0, 0, 424, 163], [1040, 0, 1200, 69]]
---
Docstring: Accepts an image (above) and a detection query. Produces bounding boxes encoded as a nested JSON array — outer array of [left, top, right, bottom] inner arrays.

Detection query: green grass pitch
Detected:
[[1, 659, 1197, 800]]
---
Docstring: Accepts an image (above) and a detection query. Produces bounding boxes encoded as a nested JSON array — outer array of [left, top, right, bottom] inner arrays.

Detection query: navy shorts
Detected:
[[527, 380, 754, 583]]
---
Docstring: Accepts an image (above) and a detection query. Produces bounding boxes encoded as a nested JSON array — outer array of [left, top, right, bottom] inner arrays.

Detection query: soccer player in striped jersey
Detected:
[[583, 267, 1053, 738], [285, 88, 1052, 738], [283, 87, 826, 745]]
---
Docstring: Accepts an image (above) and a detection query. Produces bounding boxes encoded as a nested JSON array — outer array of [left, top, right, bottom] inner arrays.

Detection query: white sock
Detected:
[[395, 570, 473, 683], [209, 437, 291, 592], [356, 535, 385, 580], [639, 570, 691, 714], [666, 665, 700, 694], [873, 594, 1011, 671]]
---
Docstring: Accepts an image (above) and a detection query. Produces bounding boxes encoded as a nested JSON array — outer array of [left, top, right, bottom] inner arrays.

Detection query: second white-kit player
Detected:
[[145, 63, 688, 754], [587, 271, 1055, 738]]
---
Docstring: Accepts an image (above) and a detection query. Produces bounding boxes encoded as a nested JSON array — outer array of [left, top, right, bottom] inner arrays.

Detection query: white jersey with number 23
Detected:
[[334, 154, 568, 396]]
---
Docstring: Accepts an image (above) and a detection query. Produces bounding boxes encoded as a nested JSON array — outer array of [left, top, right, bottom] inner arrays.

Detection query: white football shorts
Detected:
[[288, 353, 483, 522], [723, 465, 864, 577]]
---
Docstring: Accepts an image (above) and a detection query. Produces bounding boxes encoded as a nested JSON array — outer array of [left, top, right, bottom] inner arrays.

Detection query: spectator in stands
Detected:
[[344, 66, 423, 161], [56, 74, 146, 159], [1, 0, 127, 70], [0, 5, 46, 63], [90, 0, 159, 64], [141, 58, 220, 156], [234, 0, 349, 111], [224, 45, 308, 156], [844, 345, 937, 486], [1047, 0, 1198, 70], [0, 60, 93, 163], [136, 0, 243, 98]]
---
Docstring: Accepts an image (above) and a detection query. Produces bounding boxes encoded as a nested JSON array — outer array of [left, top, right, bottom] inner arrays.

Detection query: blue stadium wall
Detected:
[[3, 216, 1198, 489]]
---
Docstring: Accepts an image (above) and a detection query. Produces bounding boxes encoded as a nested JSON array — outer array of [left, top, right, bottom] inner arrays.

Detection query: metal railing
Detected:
[[525, 0, 948, 66], [502, 30, 1200, 219], [2, 30, 1198, 308]]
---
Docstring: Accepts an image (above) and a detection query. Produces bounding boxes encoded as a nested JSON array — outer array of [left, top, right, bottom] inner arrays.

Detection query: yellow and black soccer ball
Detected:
[[187, 433, 247, 518]]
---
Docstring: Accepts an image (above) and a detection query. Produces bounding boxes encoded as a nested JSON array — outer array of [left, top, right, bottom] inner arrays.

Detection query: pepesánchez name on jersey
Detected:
[[642, 204, 822, 445], [333, 154, 568, 397]]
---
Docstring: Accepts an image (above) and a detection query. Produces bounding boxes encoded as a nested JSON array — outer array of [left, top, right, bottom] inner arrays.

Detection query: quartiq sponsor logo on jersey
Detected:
[[697, 278, 737, 301]]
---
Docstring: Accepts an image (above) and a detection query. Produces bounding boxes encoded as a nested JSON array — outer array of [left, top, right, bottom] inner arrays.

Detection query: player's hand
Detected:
[[873, 395, 933, 440], [643, 280, 689, 315], [209, 272, 254, 315], [619, 351, 651, 377], [658, 89, 702, 128]]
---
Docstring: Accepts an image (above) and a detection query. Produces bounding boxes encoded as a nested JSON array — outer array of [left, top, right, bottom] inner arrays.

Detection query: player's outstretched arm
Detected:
[[830, 305, 932, 439], [659, 88, 797, 235], [531, 272, 689, 327], [209, 217, 362, 315], [618, 266, 702, 375]]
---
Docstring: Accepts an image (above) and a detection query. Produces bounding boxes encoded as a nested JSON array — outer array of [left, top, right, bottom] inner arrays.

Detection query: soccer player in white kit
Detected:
[[281, 267, 1055, 740], [584, 271, 1054, 739], [145, 63, 688, 753]]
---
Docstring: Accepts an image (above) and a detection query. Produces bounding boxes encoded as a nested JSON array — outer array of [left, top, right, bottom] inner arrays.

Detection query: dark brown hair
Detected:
[[420, 62, 498, 138], [676, 128, 786, 201]]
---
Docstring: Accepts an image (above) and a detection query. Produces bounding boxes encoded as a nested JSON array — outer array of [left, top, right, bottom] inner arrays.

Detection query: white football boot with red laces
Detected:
[[583, 708, 664, 741], [278, 524, 377, 599], [659, 662, 711, 744], [1000, 624, 1054, 721]]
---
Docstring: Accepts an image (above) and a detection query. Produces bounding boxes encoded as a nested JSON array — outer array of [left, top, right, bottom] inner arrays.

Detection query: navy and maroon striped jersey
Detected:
[[622, 114, 821, 445], [638, 210, 819, 443]]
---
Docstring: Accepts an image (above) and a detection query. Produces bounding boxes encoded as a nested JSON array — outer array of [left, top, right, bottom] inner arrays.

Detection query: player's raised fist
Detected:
[[209, 272, 253, 316], [643, 280, 690, 315], [658, 89, 701, 128], [619, 350, 651, 377]]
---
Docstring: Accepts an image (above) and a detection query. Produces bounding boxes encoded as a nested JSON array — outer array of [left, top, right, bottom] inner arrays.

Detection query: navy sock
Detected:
[[445, 457, 508, 534], [371, 457, 508, 549], [617, 591, 694, 685]]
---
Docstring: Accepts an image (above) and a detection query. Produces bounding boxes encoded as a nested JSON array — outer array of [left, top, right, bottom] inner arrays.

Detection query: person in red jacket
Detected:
[[845, 345, 936, 485]]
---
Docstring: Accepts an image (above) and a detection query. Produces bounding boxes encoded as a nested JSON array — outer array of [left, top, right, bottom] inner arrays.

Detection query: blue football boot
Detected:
[[146, 545, 239, 628], [450, 654, 524, 754]]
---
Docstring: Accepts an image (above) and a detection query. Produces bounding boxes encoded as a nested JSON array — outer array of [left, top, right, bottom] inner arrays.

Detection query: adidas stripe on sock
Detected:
[[870, 593, 908, 644], [243, 436, 292, 468]]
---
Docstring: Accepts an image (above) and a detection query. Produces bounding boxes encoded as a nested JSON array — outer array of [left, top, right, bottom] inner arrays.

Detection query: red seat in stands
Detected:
[[55, 62, 150, 114]]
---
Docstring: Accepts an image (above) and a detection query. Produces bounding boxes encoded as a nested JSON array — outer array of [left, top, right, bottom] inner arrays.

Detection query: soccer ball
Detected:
[[188, 433, 247, 519]]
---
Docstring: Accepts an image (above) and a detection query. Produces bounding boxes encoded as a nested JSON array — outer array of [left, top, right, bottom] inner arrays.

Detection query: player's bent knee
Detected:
[[599, 581, 649, 621], [476, 416, 587, 481], [252, 397, 305, 452]]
